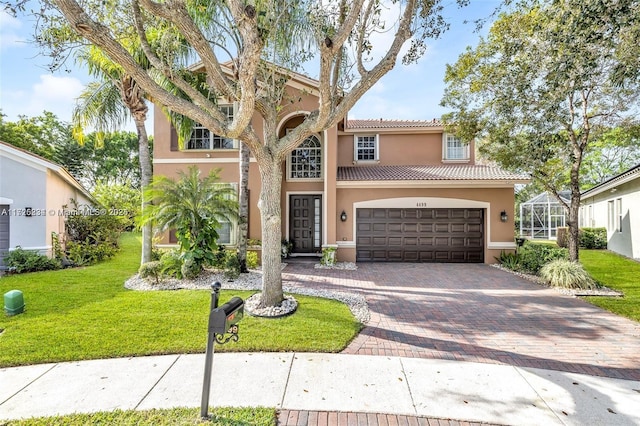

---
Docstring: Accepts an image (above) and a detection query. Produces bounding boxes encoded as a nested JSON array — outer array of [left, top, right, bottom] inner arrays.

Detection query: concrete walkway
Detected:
[[2, 352, 639, 425]]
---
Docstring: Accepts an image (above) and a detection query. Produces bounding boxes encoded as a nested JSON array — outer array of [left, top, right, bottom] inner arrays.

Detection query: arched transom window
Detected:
[[289, 135, 322, 179]]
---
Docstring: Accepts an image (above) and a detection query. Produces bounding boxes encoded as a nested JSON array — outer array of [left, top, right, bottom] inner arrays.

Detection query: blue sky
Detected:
[[0, 1, 500, 133]]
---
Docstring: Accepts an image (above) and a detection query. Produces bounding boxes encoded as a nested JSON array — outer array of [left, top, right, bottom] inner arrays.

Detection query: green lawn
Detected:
[[0, 233, 361, 367], [580, 250, 640, 322], [7, 407, 275, 426]]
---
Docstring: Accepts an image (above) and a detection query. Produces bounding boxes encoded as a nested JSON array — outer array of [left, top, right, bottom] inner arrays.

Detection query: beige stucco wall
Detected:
[[337, 132, 476, 167], [45, 170, 93, 255]]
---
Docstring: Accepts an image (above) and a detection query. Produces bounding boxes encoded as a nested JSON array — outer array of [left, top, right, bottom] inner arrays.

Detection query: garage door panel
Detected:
[[388, 209, 403, 219], [373, 237, 387, 246], [358, 223, 372, 232], [451, 223, 466, 233], [356, 208, 484, 263], [373, 223, 386, 232], [434, 223, 449, 233], [451, 237, 466, 247], [467, 224, 482, 233], [388, 223, 402, 232], [373, 210, 387, 219], [403, 223, 418, 232], [450, 210, 466, 219]]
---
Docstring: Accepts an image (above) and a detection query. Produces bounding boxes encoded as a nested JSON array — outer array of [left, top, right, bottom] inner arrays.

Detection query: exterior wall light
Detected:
[[500, 210, 508, 222], [340, 210, 347, 222]]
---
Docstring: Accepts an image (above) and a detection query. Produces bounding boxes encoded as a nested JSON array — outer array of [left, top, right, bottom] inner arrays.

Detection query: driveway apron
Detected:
[[282, 262, 640, 381]]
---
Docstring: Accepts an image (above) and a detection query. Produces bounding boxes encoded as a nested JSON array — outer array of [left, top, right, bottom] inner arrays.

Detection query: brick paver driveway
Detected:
[[283, 262, 640, 381]]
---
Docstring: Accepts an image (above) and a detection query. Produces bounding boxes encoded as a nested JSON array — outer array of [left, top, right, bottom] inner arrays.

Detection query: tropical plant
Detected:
[[3, 247, 60, 273], [321, 247, 337, 266], [159, 249, 183, 279], [73, 45, 155, 264], [143, 166, 238, 275], [496, 251, 520, 271], [540, 259, 596, 290], [246, 251, 259, 269]]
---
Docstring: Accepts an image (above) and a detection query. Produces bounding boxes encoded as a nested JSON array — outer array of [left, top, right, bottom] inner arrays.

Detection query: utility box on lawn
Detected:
[[4, 290, 25, 316]]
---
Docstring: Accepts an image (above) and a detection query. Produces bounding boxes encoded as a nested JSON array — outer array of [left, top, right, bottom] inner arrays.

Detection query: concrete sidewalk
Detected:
[[1, 353, 639, 425]]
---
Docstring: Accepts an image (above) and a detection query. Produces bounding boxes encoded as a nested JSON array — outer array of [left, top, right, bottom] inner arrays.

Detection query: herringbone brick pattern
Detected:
[[282, 262, 640, 381]]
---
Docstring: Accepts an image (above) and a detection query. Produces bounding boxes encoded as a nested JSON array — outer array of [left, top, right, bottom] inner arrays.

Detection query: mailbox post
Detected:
[[200, 281, 244, 419]]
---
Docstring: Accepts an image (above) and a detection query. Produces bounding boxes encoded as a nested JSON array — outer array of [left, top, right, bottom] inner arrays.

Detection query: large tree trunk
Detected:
[[237, 142, 250, 273], [258, 159, 284, 308], [135, 117, 153, 264]]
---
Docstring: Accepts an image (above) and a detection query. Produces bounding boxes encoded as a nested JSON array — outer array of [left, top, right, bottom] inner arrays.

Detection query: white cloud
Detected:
[[0, 10, 25, 50], [2, 74, 85, 122]]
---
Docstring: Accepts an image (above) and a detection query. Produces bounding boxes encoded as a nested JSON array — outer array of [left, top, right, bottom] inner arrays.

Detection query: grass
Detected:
[[0, 233, 361, 367], [580, 250, 640, 322], [5, 407, 276, 425]]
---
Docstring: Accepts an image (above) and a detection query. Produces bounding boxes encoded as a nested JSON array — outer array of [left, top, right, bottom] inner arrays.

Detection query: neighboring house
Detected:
[[153, 70, 528, 263], [580, 163, 640, 260], [519, 191, 570, 240], [0, 141, 93, 265]]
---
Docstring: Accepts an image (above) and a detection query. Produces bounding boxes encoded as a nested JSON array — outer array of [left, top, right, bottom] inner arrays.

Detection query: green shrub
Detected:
[[518, 242, 568, 274], [580, 227, 607, 249], [224, 252, 241, 280], [139, 261, 162, 284], [540, 259, 596, 289], [246, 250, 259, 269], [496, 250, 520, 270], [159, 249, 183, 279], [63, 201, 123, 266], [209, 245, 227, 269], [180, 256, 201, 279], [3, 247, 60, 273], [247, 239, 262, 246], [65, 239, 118, 266]]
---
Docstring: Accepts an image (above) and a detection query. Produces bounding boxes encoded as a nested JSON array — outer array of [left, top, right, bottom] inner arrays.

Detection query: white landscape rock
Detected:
[[125, 268, 370, 323]]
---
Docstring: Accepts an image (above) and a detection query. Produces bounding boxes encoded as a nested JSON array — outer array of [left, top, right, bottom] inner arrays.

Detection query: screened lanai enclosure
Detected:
[[519, 191, 570, 240]]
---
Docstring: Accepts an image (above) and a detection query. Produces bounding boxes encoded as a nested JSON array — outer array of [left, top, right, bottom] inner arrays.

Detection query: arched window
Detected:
[[289, 135, 322, 179]]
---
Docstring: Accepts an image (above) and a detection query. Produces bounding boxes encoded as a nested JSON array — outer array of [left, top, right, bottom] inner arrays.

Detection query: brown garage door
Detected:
[[356, 208, 484, 262]]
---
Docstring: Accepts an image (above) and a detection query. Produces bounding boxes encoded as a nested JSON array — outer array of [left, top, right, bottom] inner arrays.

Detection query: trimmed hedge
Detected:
[[556, 227, 607, 250]]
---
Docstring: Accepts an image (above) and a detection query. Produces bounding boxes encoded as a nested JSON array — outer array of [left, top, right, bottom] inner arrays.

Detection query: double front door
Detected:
[[289, 195, 322, 254]]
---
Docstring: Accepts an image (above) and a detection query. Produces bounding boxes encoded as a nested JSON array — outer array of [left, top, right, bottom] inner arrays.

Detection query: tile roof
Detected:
[[337, 165, 529, 181], [347, 119, 443, 129]]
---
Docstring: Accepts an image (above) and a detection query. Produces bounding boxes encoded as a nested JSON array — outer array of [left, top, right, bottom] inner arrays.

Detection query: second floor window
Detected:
[[355, 135, 378, 161], [186, 105, 236, 150], [290, 135, 322, 179], [444, 134, 469, 161]]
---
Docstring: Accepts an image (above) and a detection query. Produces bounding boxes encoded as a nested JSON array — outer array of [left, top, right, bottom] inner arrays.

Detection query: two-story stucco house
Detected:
[[153, 71, 527, 263], [0, 141, 93, 265]]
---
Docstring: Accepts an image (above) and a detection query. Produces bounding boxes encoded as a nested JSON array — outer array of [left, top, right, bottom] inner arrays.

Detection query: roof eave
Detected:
[[581, 164, 640, 198]]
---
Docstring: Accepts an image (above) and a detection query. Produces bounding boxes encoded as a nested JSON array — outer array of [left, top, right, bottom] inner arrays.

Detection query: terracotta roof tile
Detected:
[[347, 119, 442, 129], [337, 165, 529, 181]]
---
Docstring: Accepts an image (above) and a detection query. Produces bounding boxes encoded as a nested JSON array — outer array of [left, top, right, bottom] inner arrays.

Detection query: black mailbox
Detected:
[[208, 296, 244, 334]]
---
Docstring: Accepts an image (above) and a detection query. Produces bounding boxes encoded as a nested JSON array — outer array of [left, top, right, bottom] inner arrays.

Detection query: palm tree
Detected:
[[73, 47, 154, 264], [143, 166, 238, 272]]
